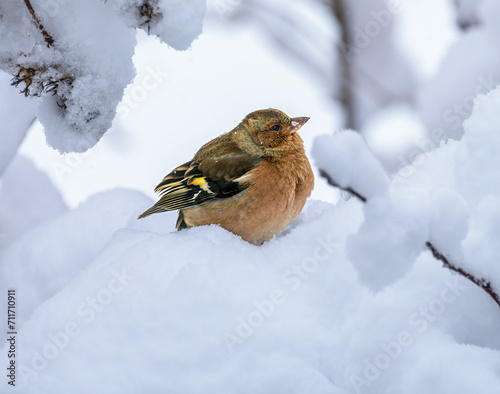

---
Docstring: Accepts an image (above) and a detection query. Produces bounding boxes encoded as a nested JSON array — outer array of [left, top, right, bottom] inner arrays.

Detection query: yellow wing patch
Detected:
[[138, 155, 256, 220], [187, 177, 208, 187]]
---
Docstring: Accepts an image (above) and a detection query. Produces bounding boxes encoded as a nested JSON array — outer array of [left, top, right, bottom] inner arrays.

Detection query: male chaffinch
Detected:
[[138, 108, 314, 245]]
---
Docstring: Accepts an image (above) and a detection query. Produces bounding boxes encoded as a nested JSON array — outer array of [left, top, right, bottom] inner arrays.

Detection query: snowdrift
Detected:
[[2, 87, 500, 393]]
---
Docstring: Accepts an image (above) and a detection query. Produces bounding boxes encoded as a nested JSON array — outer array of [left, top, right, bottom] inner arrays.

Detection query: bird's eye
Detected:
[[271, 125, 281, 131]]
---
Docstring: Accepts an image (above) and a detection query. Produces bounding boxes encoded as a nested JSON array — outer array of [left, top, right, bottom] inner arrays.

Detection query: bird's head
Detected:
[[238, 108, 309, 156]]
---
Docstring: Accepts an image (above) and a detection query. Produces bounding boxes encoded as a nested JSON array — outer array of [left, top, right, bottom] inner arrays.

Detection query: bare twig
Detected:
[[10, 65, 73, 97], [24, 0, 54, 47], [426, 242, 500, 308], [320, 169, 500, 309], [452, 0, 481, 31], [319, 169, 367, 203], [138, 0, 161, 34]]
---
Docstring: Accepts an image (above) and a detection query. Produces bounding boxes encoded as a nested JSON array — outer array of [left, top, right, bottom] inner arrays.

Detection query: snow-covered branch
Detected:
[[0, 0, 205, 153], [23, 0, 54, 47], [318, 168, 366, 203], [315, 129, 500, 310], [426, 242, 500, 308]]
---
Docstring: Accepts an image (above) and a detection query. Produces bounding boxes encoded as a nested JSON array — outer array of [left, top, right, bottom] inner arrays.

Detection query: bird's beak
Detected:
[[289, 117, 310, 134]]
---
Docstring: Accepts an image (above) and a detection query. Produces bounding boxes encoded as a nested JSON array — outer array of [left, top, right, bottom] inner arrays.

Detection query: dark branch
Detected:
[[426, 242, 500, 308], [24, 0, 54, 47], [138, 0, 162, 34], [452, 0, 481, 31], [321, 171, 500, 310], [319, 169, 367, 203], [330, 0, 357, 130]]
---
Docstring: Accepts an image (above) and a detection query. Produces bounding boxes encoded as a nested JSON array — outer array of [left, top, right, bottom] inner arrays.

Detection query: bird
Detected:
[[138, 108, 314, 245]]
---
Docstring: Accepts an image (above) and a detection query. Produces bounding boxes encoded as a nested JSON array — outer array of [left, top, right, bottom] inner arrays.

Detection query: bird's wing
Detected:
[[137, 154, 261, 218]]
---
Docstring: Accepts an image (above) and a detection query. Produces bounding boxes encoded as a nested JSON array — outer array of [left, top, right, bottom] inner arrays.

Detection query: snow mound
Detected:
[[313, 130, 390, 200], [0, 155, 66, 245], [1, 190, 499, 393], [4, 86, 500, 392], [347, 194, 429, 292], [0, 189, 152, 328], [0, 71, 38, 174]]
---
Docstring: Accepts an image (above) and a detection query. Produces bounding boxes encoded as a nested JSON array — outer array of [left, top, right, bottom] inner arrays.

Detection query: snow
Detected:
[[417, 0, 500, 140], [0, 0, 137, 152], [0, 197, 354, 393], [347, 194, 429, 292], [153, 0, 206, 50], [0, 155, 66, 246], [1, 186, 499, 392], [109, 0, 206, 50], [2, 85, 500, 392], [463, 196, 500, 281], [456, 86, 500, 206], [2, 2, 500, 393], [0, 0, 205, 153], [313, 130, 390, 200], [457, 86, 500, 287], [312, 86, 500, 295], [0, 71, 38, 174], [0, 189, 153, 329], [427, 189, 470, 262]]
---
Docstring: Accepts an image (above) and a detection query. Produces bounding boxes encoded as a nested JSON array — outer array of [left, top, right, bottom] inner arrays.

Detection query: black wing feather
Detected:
[[138, 157, 254, 219]]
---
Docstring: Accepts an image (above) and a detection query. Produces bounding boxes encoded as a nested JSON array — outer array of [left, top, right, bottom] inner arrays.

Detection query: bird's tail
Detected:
[[175, 210, 189, 230], [137, 206, 161, 219]]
